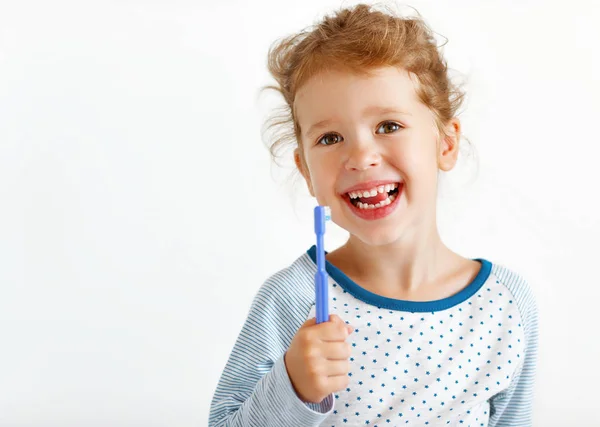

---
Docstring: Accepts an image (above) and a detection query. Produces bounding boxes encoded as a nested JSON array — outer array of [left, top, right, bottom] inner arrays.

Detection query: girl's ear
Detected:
[[294, 148, 315, 197], [437, 118, 461, 172]]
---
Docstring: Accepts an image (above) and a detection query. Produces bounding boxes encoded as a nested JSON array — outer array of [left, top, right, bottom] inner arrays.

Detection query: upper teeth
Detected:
[[348, 183, 399, 199]]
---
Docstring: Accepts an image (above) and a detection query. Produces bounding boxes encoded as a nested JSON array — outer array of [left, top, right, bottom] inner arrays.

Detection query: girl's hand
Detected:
[[284, 314, 353, 404]]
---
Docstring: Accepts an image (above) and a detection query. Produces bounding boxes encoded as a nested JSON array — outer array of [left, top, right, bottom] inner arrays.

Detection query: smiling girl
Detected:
[[209, 4, 538, 426]]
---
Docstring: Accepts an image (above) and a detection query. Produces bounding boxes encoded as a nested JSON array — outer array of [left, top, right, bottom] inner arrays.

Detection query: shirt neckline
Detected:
[[306, 245, 492, 313]]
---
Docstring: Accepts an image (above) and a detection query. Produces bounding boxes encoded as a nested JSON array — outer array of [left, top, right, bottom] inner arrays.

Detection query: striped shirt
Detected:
[[209, 246, 538, 426]]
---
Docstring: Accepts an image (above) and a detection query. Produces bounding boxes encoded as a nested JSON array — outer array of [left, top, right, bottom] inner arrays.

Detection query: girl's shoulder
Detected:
[[250, 251, 317, 314], [488, 262, 539, 327]]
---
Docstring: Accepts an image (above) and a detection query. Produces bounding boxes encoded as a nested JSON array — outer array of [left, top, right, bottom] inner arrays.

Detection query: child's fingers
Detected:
[[332, 315, 354, 334], [317, 314, 354, 341], [326, 372, 350, 392], [301, 314, 352, 341], [328, 314, 347, 324], [322, 341, 352, 360], [325, 360, 350, 377], [318, 320, 353, 342]]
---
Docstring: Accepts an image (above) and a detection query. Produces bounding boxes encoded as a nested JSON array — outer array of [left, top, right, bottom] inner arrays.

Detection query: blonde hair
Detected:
[[260, 2, 470, 170]]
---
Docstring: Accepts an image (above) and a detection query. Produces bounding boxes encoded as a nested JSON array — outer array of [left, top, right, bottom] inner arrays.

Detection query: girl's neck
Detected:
[[326, 225, 463, 299]]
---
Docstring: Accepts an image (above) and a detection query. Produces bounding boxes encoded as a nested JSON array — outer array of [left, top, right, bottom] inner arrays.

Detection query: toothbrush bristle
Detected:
[[324, 206, 331, 221]]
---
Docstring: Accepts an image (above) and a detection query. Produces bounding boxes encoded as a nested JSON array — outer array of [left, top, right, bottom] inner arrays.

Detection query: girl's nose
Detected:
[[344, 142, 382, 171]]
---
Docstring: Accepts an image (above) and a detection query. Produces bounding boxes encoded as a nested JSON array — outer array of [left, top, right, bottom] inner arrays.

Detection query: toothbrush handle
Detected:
[[314, 205, 329, 324], [315, 270, 329, 324]]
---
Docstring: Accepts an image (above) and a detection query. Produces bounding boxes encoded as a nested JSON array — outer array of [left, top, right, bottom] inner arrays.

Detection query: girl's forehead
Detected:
[[294, 67, 424, 127], [296, 67, 418, 107]]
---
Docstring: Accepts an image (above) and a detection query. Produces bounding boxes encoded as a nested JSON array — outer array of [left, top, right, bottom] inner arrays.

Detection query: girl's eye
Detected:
[[317, 133, 343, 146], [376, 121, 402, 134], [317, 121, 402, 145]]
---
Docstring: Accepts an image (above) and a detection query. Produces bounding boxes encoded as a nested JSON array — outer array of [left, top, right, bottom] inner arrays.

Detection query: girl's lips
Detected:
[[343, 183, 403, 221]]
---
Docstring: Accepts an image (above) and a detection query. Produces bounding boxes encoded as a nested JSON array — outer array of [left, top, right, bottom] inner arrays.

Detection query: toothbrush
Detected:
[[314, 206, 331, 324]]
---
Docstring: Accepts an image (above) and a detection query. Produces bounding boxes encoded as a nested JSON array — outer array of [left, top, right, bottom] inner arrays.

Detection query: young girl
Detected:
[[209, 3, 538, 426]]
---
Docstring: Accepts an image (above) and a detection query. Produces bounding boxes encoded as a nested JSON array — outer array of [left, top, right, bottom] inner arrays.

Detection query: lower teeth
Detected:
[[356, 194, 396, 210]]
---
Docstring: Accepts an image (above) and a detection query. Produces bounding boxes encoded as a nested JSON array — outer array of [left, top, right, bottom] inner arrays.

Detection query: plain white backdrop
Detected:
[[1, 0, 599, 425]]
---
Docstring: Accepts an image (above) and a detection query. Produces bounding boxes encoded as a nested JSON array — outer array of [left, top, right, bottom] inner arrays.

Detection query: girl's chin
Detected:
[[345, 226, 405, 247], [338, 209, 414, 247]]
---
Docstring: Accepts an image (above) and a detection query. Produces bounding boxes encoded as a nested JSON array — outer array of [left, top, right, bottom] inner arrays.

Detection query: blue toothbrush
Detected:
[[314, 206, 331, 324]]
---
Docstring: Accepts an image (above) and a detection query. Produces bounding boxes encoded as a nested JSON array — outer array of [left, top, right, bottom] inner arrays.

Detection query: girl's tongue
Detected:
[[358, 192, 388, 205]]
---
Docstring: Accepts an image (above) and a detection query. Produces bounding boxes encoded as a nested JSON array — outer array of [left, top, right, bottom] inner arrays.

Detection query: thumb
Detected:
[[302, 317, 318, 328], [329, 314, 353, 335]]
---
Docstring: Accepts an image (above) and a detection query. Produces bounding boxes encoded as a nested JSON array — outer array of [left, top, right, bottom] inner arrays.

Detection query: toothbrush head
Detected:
[[314, 205, 331, 234]]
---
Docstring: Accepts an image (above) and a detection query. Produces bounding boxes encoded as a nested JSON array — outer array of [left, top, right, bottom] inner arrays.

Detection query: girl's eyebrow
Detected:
[[306, 106, 412, 137]]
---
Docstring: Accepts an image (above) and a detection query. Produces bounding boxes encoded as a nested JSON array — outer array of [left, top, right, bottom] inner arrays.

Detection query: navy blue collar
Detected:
[[306, 245, 492, 313]]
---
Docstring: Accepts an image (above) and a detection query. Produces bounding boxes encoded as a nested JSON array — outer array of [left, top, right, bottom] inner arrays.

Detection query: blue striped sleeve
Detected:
[[208, 259, 335, 426], [488, 265, 539, 427]]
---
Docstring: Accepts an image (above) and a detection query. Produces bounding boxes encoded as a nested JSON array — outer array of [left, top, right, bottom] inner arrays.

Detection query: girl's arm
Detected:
[[208, 272, 334, 427], [488, 271, 540, 427]]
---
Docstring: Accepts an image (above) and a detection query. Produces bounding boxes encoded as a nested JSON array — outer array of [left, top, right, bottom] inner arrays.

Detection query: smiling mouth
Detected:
[[346, 182, 401, 210]]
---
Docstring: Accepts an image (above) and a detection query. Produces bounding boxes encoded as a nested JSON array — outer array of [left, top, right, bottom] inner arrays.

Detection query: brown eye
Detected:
[[317, 133, 343, 146], [376, 121, 402, 134]]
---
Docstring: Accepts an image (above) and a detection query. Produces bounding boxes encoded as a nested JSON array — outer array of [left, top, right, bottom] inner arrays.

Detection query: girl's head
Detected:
[[262, 3, 466, 247]]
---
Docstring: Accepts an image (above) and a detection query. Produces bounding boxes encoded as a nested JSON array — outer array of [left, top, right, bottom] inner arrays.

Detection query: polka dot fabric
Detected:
[[209, 247, 538, 427], [306, 273, 524, 426]]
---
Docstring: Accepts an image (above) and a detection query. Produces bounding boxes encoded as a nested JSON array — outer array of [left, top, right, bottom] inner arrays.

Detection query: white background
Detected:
[[1, 0, 598, 425]]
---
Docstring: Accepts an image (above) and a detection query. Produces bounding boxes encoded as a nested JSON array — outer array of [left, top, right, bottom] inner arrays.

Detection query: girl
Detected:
[[209, 3, 538, 426]]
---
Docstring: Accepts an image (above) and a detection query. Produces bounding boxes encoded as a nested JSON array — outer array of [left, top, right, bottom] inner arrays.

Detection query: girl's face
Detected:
[[293, 66, 460, 247]]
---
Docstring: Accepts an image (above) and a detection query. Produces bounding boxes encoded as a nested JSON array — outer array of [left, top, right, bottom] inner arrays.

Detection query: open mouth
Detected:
[[346, 182, 401, 210]]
